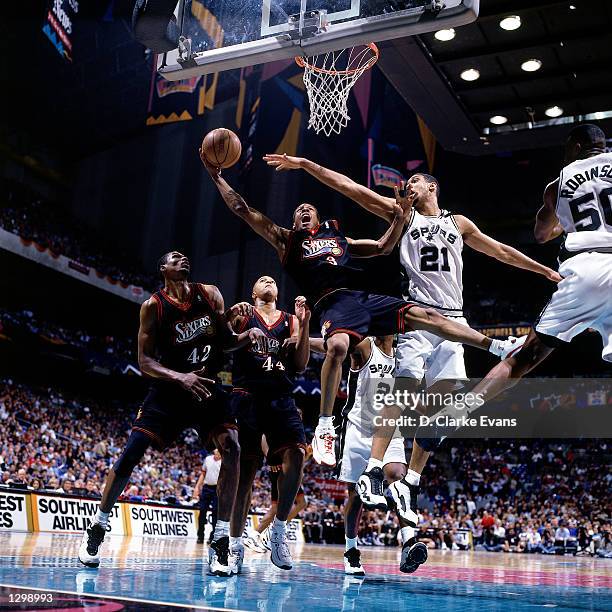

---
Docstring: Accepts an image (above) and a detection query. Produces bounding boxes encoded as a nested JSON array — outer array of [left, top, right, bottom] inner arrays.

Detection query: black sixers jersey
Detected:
[[232, 309, 294, 394], [149, 283, 225, 382], [282, 220, 364, 305]]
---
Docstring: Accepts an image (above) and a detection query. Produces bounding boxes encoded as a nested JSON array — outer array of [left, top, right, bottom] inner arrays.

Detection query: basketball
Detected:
[[201, 128, 242, 168]]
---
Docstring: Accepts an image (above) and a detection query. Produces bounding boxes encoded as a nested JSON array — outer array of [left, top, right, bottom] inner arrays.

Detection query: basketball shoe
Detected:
[[270, 529, 292, 570], [312, 421, 337, 466], [343, 547, 365, 576], [356, 466, 387, 510], [229, 541, 245, 575], [78, 521, 107, 568], [208, 536, 232, 576]]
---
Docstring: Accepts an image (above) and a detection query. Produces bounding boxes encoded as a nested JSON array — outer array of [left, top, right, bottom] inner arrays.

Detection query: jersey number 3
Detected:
[[420, 246, 451, 272]]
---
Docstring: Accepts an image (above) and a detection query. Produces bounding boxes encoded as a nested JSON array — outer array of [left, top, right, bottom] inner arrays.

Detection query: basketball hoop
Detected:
[[295, 43, 379, 137]]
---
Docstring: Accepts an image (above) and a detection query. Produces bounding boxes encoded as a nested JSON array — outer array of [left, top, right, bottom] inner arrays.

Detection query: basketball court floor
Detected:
[[0, 532, 609, 611]]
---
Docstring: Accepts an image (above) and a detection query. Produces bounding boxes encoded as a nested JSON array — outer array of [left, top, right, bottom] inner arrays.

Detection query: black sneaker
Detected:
[[400, 540, 428, 574], [343, 547, 365, 575], [356, 467, 388, 510], [208, 536, 232, 576], [78, 522, 107, 568]]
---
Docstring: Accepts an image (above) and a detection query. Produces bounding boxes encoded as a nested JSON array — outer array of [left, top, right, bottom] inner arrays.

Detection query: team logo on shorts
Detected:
[[321, 320, 332, 338], [301, 238, 343, 260]]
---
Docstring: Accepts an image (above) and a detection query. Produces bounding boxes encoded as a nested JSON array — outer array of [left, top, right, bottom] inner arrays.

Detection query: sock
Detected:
[[319, 415, 333, 428], [94, 509, 110, 528], [229, 536, 243, 548], [400, 526, 416, 544], [406, 469, 421, 486], [271, 517, 287, 534], [366, 458, 383, 472], [345, 536, 358, 551], [213, 520, 229, 541], [488, 339, 503, 356]]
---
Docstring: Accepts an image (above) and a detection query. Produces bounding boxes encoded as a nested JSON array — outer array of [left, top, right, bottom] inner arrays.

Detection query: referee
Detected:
[[194, 448, 222, 544]]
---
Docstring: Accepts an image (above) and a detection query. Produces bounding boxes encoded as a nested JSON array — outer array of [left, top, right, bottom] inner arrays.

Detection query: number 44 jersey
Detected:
[[232, 310, 295, 394], [399, 210, 464, 316]]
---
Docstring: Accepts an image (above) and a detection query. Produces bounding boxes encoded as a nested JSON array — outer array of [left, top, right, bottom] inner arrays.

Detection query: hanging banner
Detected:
[[42, 0, 79, 62]]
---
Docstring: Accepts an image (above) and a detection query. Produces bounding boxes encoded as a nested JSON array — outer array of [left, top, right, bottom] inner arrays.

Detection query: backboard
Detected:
[[158, 0, 479, 80]]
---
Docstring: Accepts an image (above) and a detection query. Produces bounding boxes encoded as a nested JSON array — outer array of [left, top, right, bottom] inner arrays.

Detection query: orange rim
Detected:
[[295, 43, 379, 76]]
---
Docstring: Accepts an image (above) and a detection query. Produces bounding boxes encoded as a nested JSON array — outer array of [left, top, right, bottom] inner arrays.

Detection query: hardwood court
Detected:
[[0, 532, 610, 611]]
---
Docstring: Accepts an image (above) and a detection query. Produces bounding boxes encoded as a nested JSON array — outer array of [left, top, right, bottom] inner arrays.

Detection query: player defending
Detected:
[[78, 251, 265, 576], [227, 277, 310, 571], [263, 152, 562, 532], [312, 335, 423, 574], [408, 123, 612, 460], [202, 153, 524, 472]]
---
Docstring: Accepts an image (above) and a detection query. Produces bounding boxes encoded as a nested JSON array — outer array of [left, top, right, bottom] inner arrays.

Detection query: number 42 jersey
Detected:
[[399, 209, 464, 316], [232, 310, 295, 394]]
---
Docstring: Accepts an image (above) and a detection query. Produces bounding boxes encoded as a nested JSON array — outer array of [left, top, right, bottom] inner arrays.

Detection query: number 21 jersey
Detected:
[[399, 210, 464, 315]]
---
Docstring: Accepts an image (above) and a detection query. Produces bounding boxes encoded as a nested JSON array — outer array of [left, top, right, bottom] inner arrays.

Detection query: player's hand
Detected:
[[229, 302, 253, 318], [248, 328, 267, 352], [544, 268, 563, 283], [281, 336, 298, 353], [294, 295, 311, 323], [177, 368, 215, 402], [393, 181, 416, 218], [263, 153, 303, 171], [199, 147, 221, 177]]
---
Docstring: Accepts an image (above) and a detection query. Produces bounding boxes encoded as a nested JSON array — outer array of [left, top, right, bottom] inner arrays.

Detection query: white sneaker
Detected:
[[229, 542, 244, 575], [244, 532, 267, 553], [343, 547, 365, 576], [270, 529, 292, 570], [78, 521, 107, 568], [312, 422, 337, 466], [208, 536, 232, 576], [260, 526, 272, 551], [356, 467, 388, 510], [497, 335, 527, 359], [388, 478, 419, 525]]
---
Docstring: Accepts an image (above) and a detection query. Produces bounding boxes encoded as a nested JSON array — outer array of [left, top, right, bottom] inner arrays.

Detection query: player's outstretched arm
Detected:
[[204, 284, 266, 352], [263, 153, 396, 223], [535, 179, 564, 243], [138, 298, 214, 401], [201, 153, 291, 260], [347, 186, 413, 258], [293, 296, 311, 372], [457, 215, 562, 282]]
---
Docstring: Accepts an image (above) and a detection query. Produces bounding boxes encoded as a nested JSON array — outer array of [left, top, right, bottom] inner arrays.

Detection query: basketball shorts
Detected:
[[337, 419, 406, 484], [231, 391, 307, 461], [396, 316, 469, 386], [315, 289, 415, 346], [268, 466, 305, 503], [133, 383, 236, 450], [535, 252, 612, 362]]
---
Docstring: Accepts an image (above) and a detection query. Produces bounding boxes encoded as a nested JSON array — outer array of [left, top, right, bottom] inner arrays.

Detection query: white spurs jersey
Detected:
[[556, 152, 612, 252], [343, 338, 394, 437], [399, 209, 464, 315]]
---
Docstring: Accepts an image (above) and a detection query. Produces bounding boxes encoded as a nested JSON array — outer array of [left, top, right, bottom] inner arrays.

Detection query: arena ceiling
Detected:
[[379, 0, 612, 154]]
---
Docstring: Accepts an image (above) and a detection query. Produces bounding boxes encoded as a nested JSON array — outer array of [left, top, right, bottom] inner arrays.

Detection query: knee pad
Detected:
[[113, 431, 151, 477]]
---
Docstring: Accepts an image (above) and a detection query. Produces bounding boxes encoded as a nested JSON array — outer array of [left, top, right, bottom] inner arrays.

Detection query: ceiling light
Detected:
[[460, 68, 480, 82], [545, 106, 564, 118], [521, 59, 542, 72], [569, 4, 576, 9], [490, 115, 508, 125], [499, 15, 521, 31], [434, 28, 456, 41]]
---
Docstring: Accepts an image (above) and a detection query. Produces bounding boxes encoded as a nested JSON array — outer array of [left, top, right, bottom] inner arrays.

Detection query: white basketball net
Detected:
[[297, 44, 378, 137]]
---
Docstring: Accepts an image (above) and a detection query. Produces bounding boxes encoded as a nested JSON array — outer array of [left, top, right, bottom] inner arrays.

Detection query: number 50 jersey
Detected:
[[556, 152, 612, 254], [232, 310, 295, 394], [399, 209, 464, 316]]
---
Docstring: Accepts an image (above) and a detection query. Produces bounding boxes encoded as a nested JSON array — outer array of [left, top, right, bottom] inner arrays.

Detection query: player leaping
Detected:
[[263, 153, 561, 530], [201, 153, 525, 471]]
